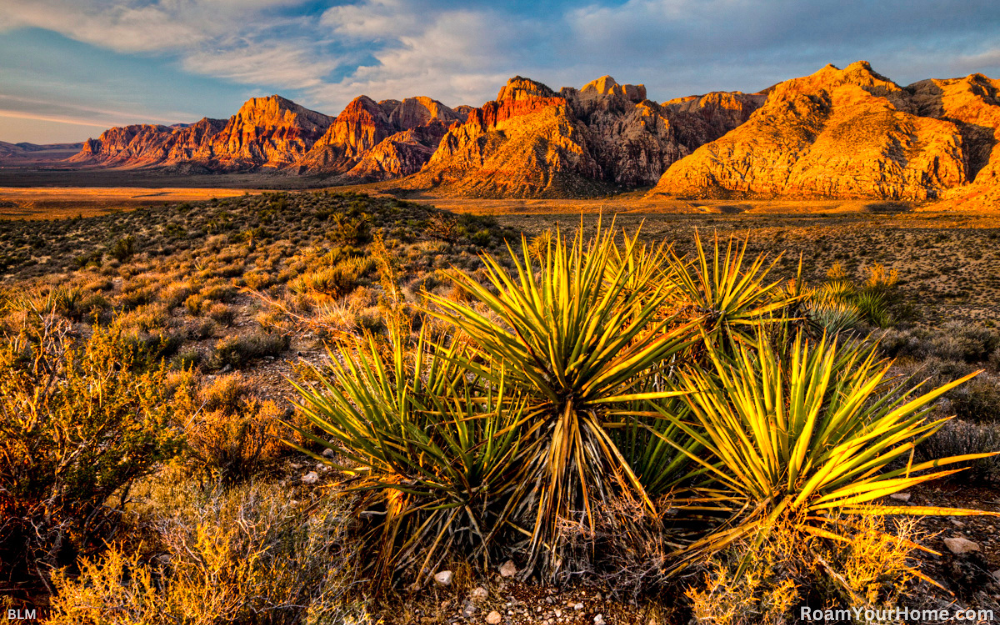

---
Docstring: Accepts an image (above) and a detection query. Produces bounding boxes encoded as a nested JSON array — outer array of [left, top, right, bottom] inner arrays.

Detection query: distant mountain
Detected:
[[398, 75, 763, 197], [0, 141, 84, 166], [61, 63, 1000, 204]]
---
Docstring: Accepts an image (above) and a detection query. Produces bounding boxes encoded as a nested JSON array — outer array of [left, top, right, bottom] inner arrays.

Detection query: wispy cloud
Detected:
[[2, 0, 1000, 138], [0, 109, 115, 129]]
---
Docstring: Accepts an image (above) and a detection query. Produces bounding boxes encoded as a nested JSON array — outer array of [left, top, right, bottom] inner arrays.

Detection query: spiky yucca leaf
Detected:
[[425, 225, 697, 573], [658, 330, 998, 569], [667, 231, 794, 350], [289, 328, 524, 585]]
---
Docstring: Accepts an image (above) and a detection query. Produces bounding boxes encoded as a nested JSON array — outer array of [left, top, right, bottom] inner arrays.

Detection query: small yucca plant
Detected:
[[667, 231, 794, 351], [290, 327, 524, 585], [426, 225, 697, 574], [660, 329, 998, 571]]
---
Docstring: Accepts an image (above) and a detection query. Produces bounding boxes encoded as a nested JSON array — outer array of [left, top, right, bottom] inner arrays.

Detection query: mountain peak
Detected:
[[233, 95, 334, 132], [580, 75, 647, 102], [496, 77, 558, 102]]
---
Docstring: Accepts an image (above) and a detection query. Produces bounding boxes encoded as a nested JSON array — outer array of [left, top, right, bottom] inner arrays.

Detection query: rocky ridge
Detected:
[[651, 61, 999, 203], [64, 63, 1000, 204]]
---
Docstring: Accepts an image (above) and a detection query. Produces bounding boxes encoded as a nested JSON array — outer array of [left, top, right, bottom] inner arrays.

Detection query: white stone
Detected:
[[301, 471, 319, 484], [471, 587, 488, 602], [486, 611, 502, 625], [944, 537, 980, 554], [574, 603, 584, 611], [322, 447, 336, 458], [889, 492, 911, 502], [433, 570, 453, 586], [594, 615, 607, 625], [499, 560, 518, 578]]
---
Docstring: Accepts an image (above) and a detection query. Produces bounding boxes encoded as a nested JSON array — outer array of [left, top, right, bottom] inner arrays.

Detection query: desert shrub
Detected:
[[289, 258, 375, 300], [161, 281, 195, 309], [200, 282, 238, 303], [918, 419, 1000, 484], [294, 227, 991, 592], [207, 302, 235, 326], [327, 211, 371, 246], [946, 372, 1000, 423], [109, 235, 136, 262], [48, 482, 373, 625], [243, 269, 273, 291], [167, 372, 286, 483], [864, 201, 912, 213], [184, 292, 206, 315], [686, 514, 921, 625], [211, 331, 289, 369], [0, 308, 180, 582]]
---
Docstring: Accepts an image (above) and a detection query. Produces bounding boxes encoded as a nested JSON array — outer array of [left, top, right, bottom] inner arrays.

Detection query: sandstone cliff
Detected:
[[908, 73, 1000, 208], [402, 75, 760, 197], [74, 95, 332, 171], [66, 64, 1000, 205], [299, 95, 460, 175], [651, 62, 973, 201]]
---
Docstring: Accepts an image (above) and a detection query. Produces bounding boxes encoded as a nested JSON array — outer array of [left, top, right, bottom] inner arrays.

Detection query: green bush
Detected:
[[211, 331, 289, 369], [0, 309, 180, 582]]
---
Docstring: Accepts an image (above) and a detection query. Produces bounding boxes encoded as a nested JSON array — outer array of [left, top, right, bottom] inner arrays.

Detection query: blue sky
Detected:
[[2, 0, 999, 143]]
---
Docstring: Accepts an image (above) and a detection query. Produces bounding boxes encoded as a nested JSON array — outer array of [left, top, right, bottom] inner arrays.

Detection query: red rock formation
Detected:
[[208, 95, 333, 169], [652, 62, 967, 200], [300, 95, 461, 174]]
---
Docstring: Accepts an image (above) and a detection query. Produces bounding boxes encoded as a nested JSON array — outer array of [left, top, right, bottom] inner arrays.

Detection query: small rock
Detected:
[[993, 569, 1000, 583], [461, 601, 476, 617], [322, 447, 336, 458], [944, 536, 980, 554], [594, 615, 606, 625], [471, 587, 488, 602], [573, 603, 584, 611], [499, 560, 518, 578], [433, 570, 453, 586], [301, 471, 319, 484], [950, 518, 966, 528], [486, 612, 502, 625], [890, 492, 911, 502]]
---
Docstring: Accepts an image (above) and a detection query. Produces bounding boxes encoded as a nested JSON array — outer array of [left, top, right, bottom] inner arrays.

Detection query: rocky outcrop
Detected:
[[65, 64, 1000, 205], [206, 96, 333, 169], [908, 74, 1000, 208], [342, 122, 452, 182], [403, 75, 763, 196], [74, 124, 176, 166], [652, 61, 968, 200], [73, 96, 331, 170], [299, 95, 461, 174]]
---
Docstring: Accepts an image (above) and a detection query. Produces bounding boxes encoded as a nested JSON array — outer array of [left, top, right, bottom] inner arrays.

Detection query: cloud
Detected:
[[3, 0, 1000, 128], [0, 109, 111, 129], [309, 0, 551, 111], [183, 43, 341, 90], [0, 0, 335, 93]]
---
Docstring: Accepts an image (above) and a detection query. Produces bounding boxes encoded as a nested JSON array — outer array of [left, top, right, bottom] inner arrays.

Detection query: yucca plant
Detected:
[[667, 231, 795, 352], [290, 327, 525, 586], [658, 329, 998, 572], [425, 225, 698, 574]]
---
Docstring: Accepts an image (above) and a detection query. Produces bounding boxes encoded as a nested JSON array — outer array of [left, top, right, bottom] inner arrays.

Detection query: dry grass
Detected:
[[0, 187, 254, 220]]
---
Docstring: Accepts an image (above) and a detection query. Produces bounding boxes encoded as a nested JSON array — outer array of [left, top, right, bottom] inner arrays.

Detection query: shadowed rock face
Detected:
[[404, 75, 763, 197], [650, 62, 1000, 202], [68, 64, 1000, 204], [298, 95, 462, 174]]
